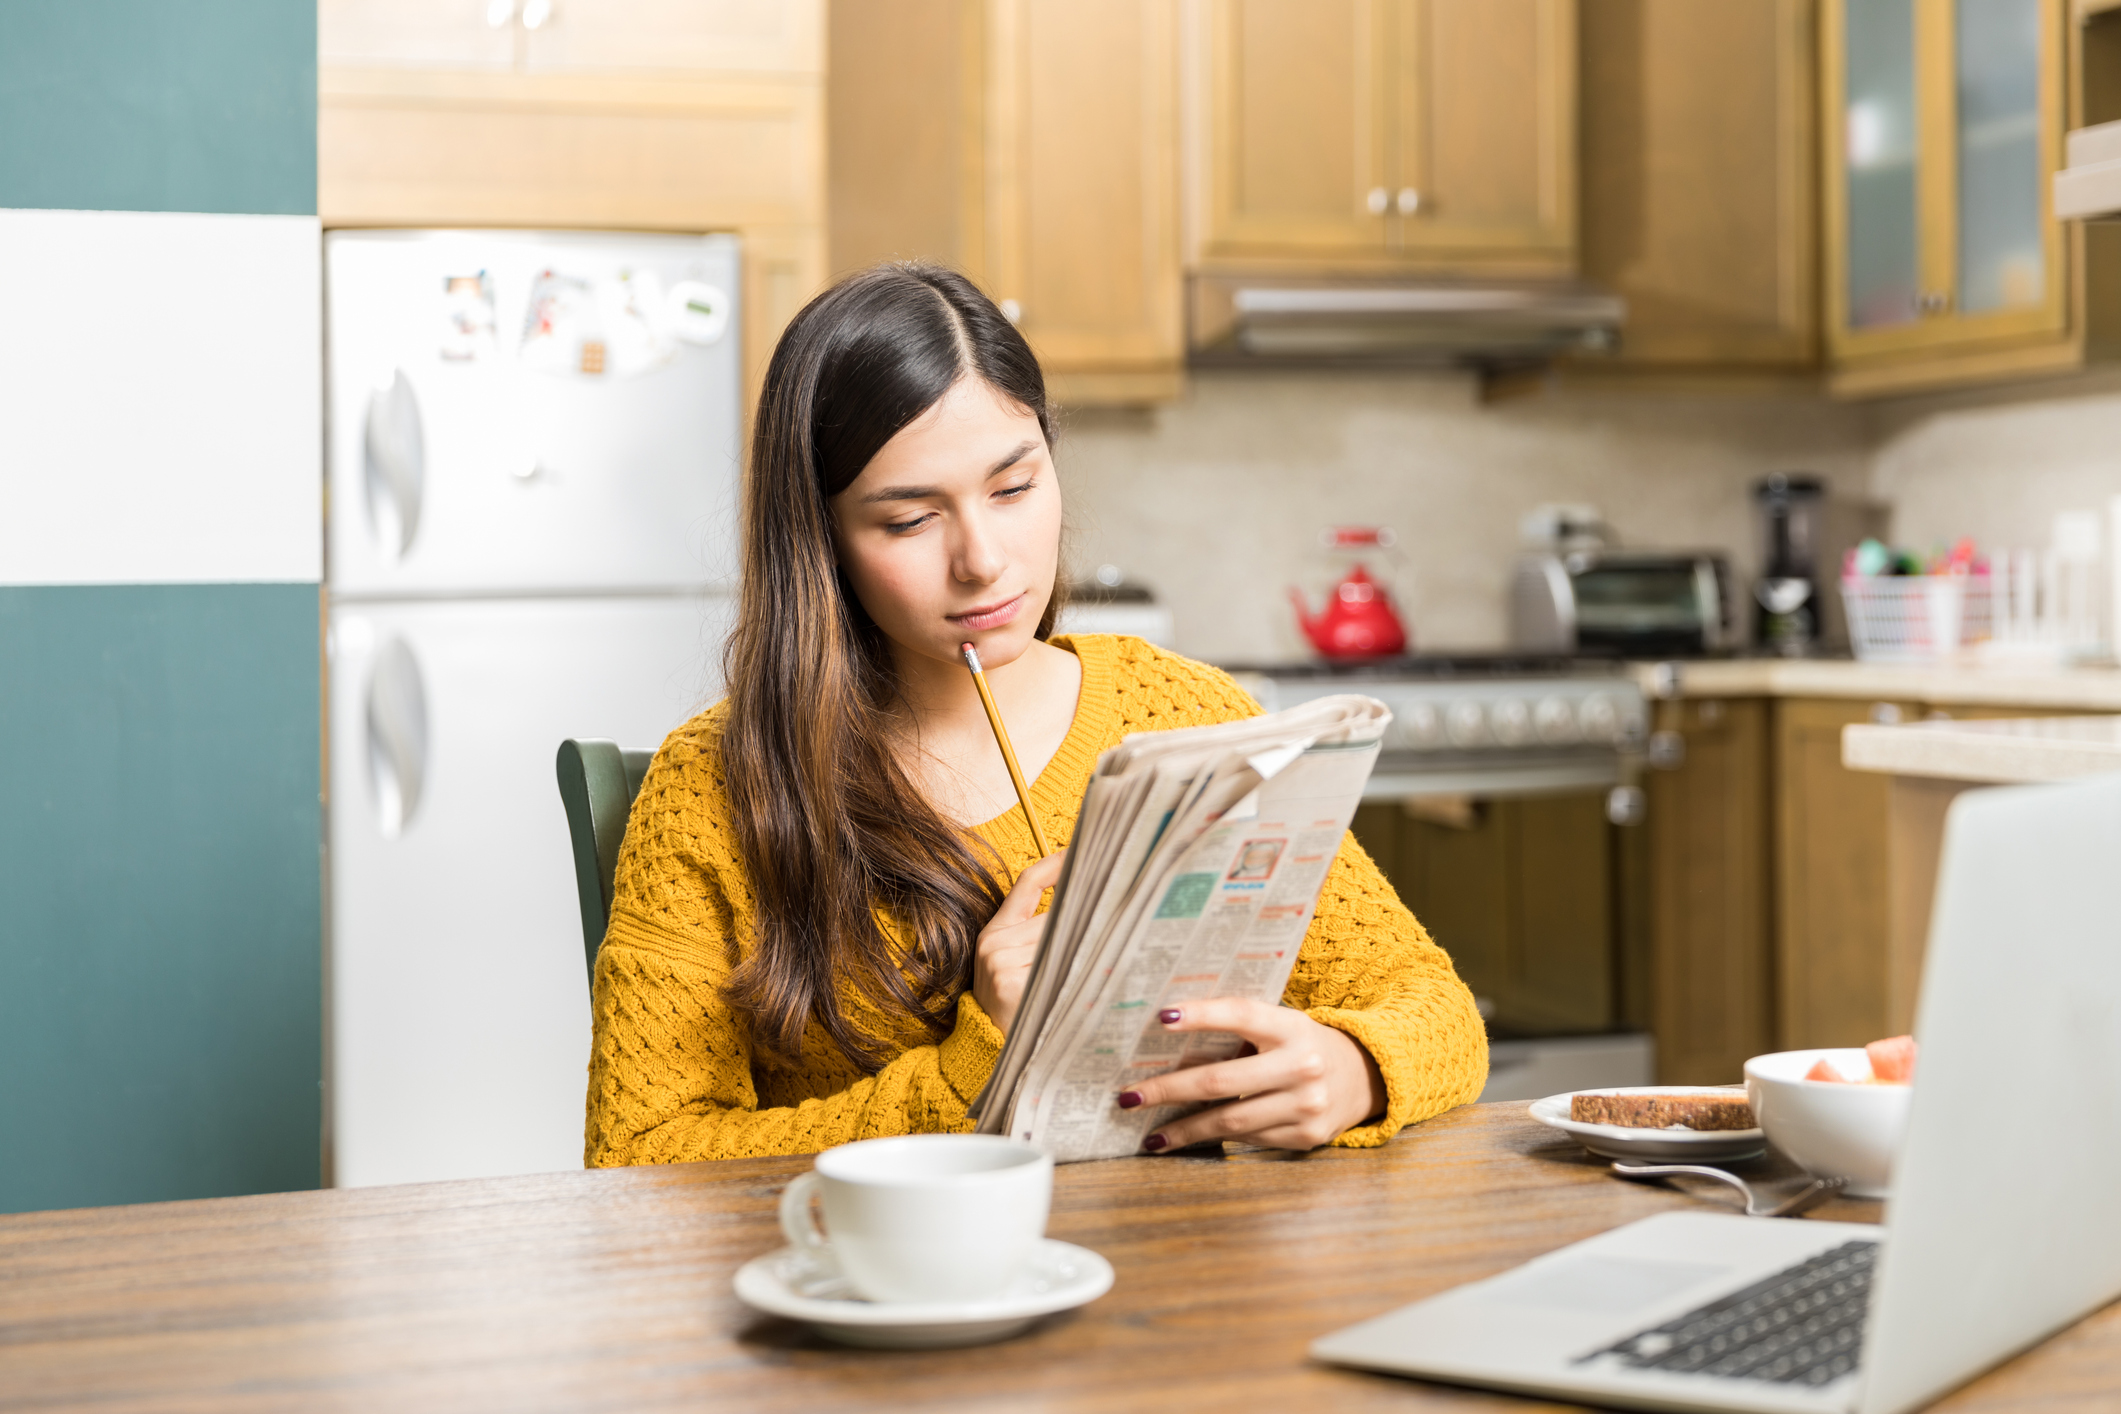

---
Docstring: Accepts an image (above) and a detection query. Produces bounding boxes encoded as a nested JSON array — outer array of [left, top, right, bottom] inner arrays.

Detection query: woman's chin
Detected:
[[946, 619, 1038, 668]]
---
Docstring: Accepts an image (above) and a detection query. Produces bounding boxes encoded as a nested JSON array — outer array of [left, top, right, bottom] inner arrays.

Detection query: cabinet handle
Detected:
[[522, 0, 552, 29], [999, 298, 1022, 324], [1647, 730, 1686, 770], [1397, 187, 1422, 215], [1917, 291, 1951, 316], [1869, 702, 1904, 725], [485, 0, 514, 25], [1366, 187, 1389, 215]]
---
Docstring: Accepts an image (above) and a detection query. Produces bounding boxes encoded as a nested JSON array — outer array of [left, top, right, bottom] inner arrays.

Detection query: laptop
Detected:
[[1314, 772, 2121, 1414]]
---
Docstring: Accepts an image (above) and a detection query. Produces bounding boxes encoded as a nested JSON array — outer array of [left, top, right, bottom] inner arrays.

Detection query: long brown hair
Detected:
[[720, 263, 1058, 1069]]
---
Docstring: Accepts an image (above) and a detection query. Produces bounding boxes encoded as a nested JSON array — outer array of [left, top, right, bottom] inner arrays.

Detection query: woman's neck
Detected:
[[885, 636, 1084, 831]]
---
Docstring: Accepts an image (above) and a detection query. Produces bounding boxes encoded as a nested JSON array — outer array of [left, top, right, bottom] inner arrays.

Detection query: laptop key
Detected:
[[1580, 1240, 1880, 1387]]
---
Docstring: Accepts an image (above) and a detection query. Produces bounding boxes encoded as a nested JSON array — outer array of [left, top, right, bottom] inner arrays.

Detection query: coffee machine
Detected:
[[1754, 473, 1824, 655]]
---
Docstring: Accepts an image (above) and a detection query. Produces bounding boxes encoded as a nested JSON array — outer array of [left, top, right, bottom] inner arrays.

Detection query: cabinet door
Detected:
[[1579, 0, 1819, 367], [1646, 698, 1773, 1084], [1824, 0, 2069, 380], [1394, 0, 1575, 265], [984, 0, 1184, 396], [1197, 0, 1390, 261], [1772, 697, 1915, 1049], [1351, 796, 1614, 1037]]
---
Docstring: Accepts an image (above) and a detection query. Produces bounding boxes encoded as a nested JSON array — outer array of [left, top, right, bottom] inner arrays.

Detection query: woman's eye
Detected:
[[885, 513, 935, 535], [995, 479, 1036, 501]]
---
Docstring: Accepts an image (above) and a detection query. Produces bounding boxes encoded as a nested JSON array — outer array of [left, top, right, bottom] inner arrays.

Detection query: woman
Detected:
[[584, 264, 1486, 1164]]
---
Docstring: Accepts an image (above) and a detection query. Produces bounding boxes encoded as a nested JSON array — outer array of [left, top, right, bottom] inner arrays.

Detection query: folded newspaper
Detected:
[[968, 694, 1390, 1161]]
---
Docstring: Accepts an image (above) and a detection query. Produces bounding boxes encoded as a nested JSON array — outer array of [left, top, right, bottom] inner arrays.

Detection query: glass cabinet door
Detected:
[[1842, 0, 1920, 330], [1954, 0, 2045, 316]]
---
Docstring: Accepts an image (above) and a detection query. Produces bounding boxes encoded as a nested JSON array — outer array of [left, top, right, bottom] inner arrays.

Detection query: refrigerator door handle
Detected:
[[366, 636, 430, 836], [363, 370, 426, 558]]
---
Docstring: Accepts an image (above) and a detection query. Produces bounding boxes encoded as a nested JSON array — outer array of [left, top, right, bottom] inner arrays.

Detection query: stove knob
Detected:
[[1490, 698, 1531, 746], [1446, 701, 1488, 748], [1578, 693, 1620, 743], [1534, 695, 1579, 744], [1397, 701, 1444, 749]]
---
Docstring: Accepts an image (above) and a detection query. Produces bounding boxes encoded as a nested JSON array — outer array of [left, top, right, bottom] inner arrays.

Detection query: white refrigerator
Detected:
[[324, 230, 742, 1187]]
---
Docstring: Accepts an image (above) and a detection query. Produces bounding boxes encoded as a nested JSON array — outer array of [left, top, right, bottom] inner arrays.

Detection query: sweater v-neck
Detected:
[[966, 633, 1118, 860]]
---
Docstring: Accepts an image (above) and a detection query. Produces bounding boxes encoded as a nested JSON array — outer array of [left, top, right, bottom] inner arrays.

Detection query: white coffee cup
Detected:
[[777, 1133, 1053, 1305]]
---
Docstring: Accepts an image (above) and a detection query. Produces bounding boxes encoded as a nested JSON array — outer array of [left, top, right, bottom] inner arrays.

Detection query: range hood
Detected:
[[2055, 119, 2121, 222], [1189, 274, 1626, 366]]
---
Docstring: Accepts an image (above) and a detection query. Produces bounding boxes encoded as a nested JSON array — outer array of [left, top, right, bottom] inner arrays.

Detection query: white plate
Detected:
[[1529, 1086, 1767, 1163], [732, 1239, 1114, 1349]]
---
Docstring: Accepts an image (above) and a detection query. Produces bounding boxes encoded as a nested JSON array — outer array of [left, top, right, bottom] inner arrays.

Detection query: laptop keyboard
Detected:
[[1582, 1239, 1879, 1387]]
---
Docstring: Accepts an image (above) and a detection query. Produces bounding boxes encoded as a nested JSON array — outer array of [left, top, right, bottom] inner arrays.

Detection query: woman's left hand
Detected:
[[1116, 999, 1387, 1153]]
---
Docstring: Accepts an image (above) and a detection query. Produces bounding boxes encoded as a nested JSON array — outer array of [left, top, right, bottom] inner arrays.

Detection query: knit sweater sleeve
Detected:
[[582, 716, 1005, 1166], [1283, 831, 1490, 1146]]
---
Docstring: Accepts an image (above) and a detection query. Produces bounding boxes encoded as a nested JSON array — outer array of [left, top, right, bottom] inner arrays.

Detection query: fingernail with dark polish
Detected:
[[1157, 1008, 1182, 1024], [1143, 1133, 1168, 1153], [1117, 1091, 1143, 1109]]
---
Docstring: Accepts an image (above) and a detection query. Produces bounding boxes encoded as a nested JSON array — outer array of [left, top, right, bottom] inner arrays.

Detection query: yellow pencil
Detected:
[[959, 642, 1053, 857]]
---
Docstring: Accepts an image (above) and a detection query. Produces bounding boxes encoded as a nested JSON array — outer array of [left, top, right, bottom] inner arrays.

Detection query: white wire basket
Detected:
[[1840, 574, 1993, 663]]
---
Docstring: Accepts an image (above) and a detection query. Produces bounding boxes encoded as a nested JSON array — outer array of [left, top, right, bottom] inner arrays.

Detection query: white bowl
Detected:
[[1744, 1048, 1913, 1199]]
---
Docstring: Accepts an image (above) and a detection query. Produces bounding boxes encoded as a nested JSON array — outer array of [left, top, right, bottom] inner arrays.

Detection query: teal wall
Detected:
[[0, 1, 320, 1213], [0, 0, 315, 214], [0, 587, 322, 1211]]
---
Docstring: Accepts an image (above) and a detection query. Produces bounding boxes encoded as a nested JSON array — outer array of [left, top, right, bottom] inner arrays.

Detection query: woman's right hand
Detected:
[[971, 850, 1066, 1035]]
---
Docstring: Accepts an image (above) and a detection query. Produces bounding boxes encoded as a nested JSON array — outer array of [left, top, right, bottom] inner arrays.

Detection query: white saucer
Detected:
[[1529, 1087, 1768, 1163], [732, 1239, 1114, 1349]]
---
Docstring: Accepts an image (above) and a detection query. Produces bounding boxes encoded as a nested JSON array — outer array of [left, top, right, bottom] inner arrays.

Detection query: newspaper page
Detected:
[[970, 696, 1387, 1161]]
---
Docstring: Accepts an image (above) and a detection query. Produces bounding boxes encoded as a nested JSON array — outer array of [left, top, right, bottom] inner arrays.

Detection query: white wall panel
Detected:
[[0, 209, 321, 585]]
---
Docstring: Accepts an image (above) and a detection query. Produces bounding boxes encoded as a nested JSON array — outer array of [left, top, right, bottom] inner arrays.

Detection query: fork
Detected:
[[1611, 1161, 1847, 1218]]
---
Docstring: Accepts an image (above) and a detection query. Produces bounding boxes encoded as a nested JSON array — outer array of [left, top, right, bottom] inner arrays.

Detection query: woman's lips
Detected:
[[949, 593, 1025, 632]]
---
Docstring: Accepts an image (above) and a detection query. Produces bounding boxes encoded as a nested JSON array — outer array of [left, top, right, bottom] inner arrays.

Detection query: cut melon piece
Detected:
[[1867, 1034, 1917, 1084], [1805, 1058, 1853, 1083]]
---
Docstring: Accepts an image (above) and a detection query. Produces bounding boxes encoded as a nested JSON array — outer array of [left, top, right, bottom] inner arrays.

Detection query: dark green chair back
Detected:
[[556, 739, 654, 985]]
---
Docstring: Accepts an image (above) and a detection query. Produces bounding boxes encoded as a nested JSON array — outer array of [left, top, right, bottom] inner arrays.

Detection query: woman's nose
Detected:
[[952, 510, 1008, 585]]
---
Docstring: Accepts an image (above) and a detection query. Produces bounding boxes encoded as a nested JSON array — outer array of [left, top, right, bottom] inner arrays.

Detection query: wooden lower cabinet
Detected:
[[1770, 697, 1916, 1050], [1352, 794, 1614, 1036], [1644, 698, 1773, 1084]]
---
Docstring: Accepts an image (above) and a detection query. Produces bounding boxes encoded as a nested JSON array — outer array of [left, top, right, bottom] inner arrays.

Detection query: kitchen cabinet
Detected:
[[1816, 0, 2121, 395], [1643, 698, 1774, 1085], [1352, 794, 1615, 1037], [317, 0, 826, 409], [1577, 0, 1820, 369], [1770, 697, 1916, 1050], [827, 0, 1184, 406], [1188, 0, 1576, 274]]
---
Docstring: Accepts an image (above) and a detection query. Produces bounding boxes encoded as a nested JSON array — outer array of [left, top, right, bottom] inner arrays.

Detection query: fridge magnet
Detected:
[[439, 272, 497, 363], [520, 268, 600, 377], [601, 267, 679, 378], [668, 280, 731, 346]]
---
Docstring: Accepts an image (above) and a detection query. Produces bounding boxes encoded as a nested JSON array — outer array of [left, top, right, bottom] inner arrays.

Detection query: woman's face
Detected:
[[831, 375, 1061, 673]]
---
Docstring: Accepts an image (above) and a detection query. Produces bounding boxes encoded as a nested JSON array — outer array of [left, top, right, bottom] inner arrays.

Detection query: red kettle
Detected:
[[1289, 564, 1409, 659]]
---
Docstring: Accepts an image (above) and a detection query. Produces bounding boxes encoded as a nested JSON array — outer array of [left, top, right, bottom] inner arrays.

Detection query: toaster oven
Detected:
[[1511, 551, 1738, 658]]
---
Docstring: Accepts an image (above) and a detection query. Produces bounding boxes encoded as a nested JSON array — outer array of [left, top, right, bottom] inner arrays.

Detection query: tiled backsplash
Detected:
[[1058, 370, 1868, 663]]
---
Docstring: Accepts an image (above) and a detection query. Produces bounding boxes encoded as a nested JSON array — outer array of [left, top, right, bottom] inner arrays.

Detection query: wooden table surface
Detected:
[[4, 1102, 2117, 1413]]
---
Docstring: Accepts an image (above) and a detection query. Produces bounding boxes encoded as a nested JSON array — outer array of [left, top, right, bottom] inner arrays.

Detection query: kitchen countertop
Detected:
[[1626, 657, 2121, 710], [1843, 715, 2121, 784]]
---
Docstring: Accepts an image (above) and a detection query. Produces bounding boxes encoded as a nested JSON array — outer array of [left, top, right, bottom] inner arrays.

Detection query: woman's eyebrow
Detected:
[[859, 441, 1042, 503]]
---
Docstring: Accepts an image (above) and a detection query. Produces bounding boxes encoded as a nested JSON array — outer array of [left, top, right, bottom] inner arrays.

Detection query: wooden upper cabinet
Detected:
[[1201, 0, 1387, 259], [1822, 0, 2078, 394], [985, 0, 1183, 393], [828, 0, 1185, 404], [1402, 0, 1575, 260], [319, 0, 516, 68], [1578, 0, 1820, 368], [1192, 0, 1575, 273]]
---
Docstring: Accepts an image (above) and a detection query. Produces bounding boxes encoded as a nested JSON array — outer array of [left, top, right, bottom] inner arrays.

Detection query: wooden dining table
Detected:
[[4, 1101, 2116, 1412]]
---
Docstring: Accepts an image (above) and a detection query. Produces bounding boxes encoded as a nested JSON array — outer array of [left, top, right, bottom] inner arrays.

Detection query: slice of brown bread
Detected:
[[1570, 1092, 1756, 1131]]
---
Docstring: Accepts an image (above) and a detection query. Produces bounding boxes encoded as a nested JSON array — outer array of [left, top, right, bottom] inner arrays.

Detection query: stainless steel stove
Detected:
[[1226, 654, 1649, 801]]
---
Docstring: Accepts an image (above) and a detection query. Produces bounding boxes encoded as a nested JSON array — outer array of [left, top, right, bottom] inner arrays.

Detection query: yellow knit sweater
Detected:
[[584, 634, 1488, 1165]]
